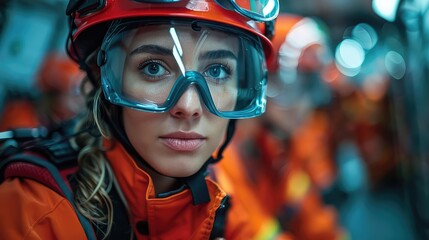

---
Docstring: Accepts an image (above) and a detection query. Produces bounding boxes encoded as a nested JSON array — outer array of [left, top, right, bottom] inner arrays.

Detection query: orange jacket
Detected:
[[0, 139, 255, 239], [215, 111, 346, 240], [0, 100, 40, 131]]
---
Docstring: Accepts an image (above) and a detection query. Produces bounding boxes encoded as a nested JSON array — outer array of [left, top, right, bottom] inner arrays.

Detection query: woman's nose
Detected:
[[169, 85, 203, 119]]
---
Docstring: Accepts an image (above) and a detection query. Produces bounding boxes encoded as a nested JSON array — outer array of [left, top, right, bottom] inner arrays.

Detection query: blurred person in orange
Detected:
[[214, 13, 348, 240], [0, 52, 85, 131]]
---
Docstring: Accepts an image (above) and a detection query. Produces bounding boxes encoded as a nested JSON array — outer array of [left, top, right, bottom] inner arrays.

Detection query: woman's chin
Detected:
[[155, 163, 204, 178]]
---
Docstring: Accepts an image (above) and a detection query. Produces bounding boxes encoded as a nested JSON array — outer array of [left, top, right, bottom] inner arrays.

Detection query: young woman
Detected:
[[0, 0, 278, 239]]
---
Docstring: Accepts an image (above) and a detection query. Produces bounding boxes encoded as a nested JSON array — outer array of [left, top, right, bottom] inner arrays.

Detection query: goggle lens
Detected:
[[100, 20, 267, 119], [231, 0, 279, 21]]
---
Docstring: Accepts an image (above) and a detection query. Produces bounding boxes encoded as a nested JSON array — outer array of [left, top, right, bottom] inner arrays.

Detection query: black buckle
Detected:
[[265, 20, 275, 40]]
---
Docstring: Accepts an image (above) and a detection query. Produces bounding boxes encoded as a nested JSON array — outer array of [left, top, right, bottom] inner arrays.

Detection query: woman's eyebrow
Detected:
[[199, 50, 237, 61], [130, 44, 172, 56]]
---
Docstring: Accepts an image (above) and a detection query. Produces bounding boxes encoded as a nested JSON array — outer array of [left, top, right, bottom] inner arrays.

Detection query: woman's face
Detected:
[[121, 25, 235, 177]]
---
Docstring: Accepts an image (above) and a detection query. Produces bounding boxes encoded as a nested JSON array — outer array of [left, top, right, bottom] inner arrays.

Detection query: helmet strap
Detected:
[[211, 119, 236, 163], [66, 14, 99, 87], [178, 161, 211, 205], [177, 120, 236, 205]]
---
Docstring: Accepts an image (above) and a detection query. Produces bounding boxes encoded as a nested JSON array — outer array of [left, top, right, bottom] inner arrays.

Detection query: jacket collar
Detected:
[[103, 139, 227, 222]]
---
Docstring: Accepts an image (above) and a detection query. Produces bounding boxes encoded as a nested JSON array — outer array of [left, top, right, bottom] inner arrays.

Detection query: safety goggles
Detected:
[[98, 19, 267, 119], [69, 0, 279, 22]]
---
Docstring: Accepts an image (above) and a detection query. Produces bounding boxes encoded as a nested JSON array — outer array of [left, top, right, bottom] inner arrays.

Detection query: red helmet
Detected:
[[268, 14, 332, 72], [66, 0, 277, 63], [267, 14, 303, 72], [37, 53, 84, 93], [266, 14, 333, 109]]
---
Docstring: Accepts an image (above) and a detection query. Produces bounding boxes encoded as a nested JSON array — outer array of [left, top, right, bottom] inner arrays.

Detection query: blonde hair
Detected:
[[73, 82, 115, 239]]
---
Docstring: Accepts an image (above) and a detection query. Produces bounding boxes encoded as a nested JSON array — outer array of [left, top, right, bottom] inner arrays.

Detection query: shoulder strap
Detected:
[[0, 153, 97, 240], [92, 179, 134, 240], [0, 119, 135, 239]]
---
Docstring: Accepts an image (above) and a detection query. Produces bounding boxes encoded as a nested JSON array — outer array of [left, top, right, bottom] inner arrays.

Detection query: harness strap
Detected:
[[4, 162, 64, 194], [210, 195, 230, 239]]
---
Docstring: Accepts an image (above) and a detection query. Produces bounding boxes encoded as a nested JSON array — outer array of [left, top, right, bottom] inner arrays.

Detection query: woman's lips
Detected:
[[160, 132, 205, 152]]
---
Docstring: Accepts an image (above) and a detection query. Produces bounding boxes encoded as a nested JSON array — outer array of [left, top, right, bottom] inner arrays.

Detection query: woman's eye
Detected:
[[204, 64, 230, 81], [139, 62, 167, 77]]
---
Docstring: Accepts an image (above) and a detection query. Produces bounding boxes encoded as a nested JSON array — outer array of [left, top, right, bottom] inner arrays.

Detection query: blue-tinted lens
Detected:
[[215, 0, 279, 22]]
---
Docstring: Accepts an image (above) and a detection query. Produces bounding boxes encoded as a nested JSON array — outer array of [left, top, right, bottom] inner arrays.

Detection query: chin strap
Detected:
[[211, 119, 236, 163], [178, 160, 211, 205], [179, 119, 236, 205]]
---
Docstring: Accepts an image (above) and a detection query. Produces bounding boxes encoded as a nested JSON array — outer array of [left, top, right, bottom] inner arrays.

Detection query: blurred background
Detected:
[[280, 1, 427, 239], [0, 0, 429, 239]]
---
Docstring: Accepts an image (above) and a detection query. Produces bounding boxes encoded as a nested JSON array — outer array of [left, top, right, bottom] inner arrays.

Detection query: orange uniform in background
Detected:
[[214, 14, 347, 239], [217, 111, 342, 240], [0, 52, 84, 131], [0, 100, 39, 131]]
